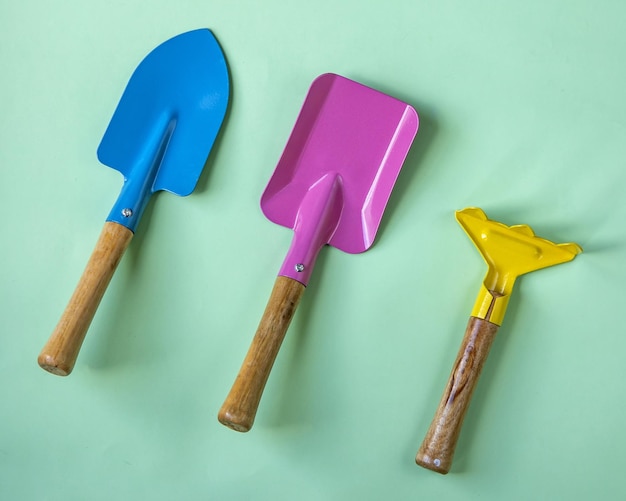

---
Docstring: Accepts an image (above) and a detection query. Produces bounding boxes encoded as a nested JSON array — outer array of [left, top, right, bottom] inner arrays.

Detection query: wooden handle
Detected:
[[218, 276, 305, 432], [416, 316, 499, 474], [38, 221, 133, 376]]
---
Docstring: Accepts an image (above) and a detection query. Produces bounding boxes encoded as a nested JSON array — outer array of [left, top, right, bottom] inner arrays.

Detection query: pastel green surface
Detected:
[[1, 0, 624, 499]]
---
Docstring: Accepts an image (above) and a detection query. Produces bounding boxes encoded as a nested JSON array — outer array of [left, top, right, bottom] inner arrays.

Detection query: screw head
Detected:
[[295, 263, 305, 272], [121, 208, 133, 218]]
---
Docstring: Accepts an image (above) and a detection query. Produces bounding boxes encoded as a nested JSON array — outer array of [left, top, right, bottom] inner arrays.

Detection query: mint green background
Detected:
[[1, 1, 625, 499]]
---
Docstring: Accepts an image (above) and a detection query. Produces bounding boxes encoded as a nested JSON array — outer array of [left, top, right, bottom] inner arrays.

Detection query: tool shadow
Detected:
[[260, 247, 334, 430], [83, 57, 234, 372], [262, 102, 438, 431], [81, 199, 160, 371]]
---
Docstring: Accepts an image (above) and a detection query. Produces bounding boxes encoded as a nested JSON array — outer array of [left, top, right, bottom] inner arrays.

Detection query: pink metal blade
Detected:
[[261, 73, 418, 284]]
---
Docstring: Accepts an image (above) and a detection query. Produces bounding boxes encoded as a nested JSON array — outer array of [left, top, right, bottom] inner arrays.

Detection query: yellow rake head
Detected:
[[456, 207, 582, 325]]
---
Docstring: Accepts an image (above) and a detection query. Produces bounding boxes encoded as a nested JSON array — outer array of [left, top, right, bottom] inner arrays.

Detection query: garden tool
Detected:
[[38, 29, 230, 376], [416, 207, 582, 473], [218, 73, 419, 432]]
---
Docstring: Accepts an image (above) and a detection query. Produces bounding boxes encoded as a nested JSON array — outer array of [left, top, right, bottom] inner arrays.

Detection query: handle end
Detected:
[[37, 353, 72, 376], [217, 408, 253, 433], [415, 449, 451, 475]]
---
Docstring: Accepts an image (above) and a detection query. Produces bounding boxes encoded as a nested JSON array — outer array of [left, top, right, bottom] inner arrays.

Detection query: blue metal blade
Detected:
[[97, 29, 230, 231]]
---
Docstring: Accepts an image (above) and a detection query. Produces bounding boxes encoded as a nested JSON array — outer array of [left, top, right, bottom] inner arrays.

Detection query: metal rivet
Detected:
[[434, 459, 441, 467], [295, 263, 305, 272], [121, 208, 133, 218]]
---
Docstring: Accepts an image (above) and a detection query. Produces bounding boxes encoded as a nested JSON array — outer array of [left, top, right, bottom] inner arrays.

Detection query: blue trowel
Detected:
[[38, 29, 230, 375]]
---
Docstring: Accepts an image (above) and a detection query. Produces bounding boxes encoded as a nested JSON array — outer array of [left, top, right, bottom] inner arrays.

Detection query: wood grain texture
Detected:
[[38, 221, 133, 376], [218, 276, 305, 432], [416, 316, 499, 474]]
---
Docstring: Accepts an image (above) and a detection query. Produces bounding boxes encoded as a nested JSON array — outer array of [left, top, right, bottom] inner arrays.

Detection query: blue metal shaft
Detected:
[[106, 115, 177, 232]]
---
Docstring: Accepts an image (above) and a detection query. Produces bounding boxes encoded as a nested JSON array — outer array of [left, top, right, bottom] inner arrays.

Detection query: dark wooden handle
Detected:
[[38, 221, 133, 376], [416, 316, 499, 474], [218, 276, 305, 432]]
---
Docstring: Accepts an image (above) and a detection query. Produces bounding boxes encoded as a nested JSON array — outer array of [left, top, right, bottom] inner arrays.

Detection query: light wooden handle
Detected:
[[38, 221, 133, 376], [218, 276, 305, 432], [416, 316, 499, 474]]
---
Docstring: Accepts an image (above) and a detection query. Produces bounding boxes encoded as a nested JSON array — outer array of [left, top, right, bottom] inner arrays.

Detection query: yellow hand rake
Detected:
[[416, 207, 582, 474]]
